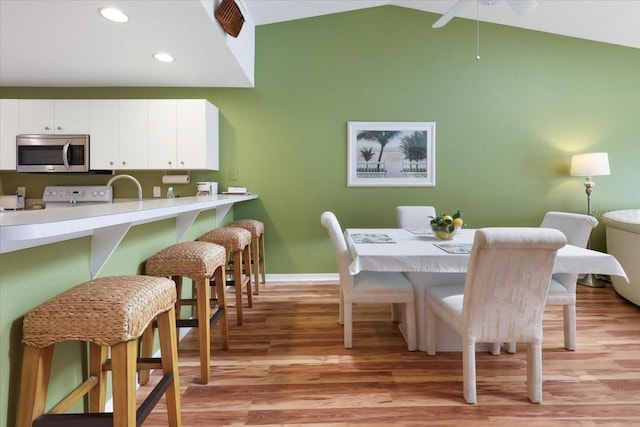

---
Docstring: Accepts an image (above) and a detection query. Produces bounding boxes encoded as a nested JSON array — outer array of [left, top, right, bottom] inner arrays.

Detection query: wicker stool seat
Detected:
[[229, 219, 266, 294], [17, 276, 181, 427], [198, 227, 253, 326], [144, 241, 228, 385]]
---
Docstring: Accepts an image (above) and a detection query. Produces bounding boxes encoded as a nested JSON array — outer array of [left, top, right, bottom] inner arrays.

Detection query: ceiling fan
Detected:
[[432, 0, 538, 28]]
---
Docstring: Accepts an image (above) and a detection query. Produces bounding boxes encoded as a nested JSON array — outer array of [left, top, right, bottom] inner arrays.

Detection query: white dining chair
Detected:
[[504, 211, 598, 354], [396, 206, 437, 229], [542, 211, 598, 350], [425, 227, 566, 404], [320, 211, 417, 351]]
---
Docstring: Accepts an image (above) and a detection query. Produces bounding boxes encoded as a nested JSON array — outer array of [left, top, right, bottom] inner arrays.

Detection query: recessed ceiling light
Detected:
[[99, 7, 129, 23], [153, 52, 175, 63]]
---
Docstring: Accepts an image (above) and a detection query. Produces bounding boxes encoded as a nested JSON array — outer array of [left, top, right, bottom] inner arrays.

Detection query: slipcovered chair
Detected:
[[505, 211, 597, 353], [321, 211, 417, 351], [540, 211, 598, 350], [425, 227, 566, 404], [396, 205, 437, 229]]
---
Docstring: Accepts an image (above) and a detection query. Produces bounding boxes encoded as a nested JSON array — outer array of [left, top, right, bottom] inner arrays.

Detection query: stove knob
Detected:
[[99, 191, 105, 196], [51, 191, 58, 196], [92, 191, 98, 196]]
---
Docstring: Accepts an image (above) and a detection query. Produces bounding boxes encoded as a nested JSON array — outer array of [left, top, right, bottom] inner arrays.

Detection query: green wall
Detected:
[[1, 6, 639, 425]]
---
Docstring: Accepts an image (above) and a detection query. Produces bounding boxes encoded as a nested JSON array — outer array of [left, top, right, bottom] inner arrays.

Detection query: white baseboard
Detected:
[[264, 273, 338, 282]]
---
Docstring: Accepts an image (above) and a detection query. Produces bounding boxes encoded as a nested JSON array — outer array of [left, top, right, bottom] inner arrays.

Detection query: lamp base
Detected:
[[578, 273, 605, 288]]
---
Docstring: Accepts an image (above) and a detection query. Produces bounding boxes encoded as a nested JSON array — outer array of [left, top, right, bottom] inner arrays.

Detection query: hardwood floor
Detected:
[[138, 280, 640, 426]]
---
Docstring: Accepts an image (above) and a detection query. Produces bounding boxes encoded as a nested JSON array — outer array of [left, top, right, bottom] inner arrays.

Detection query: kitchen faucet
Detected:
[[106, 174, 143, 201]]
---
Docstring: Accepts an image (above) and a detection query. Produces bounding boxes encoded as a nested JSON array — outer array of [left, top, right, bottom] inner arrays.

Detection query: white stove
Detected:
[[43, 185, 113, 208]]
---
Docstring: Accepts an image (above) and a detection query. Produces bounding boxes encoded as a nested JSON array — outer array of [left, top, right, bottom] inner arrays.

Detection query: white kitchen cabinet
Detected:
[[90, 100, 119, 170], [18, 100, 90, 134], [118, 100, 148, 169], [177, 100, 219, 170], [8, 98, 218, 171], [148, 100, 177, 169], [0, 100, 19, 170]]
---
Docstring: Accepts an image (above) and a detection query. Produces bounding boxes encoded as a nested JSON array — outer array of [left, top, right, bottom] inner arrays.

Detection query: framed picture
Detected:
[[347, 121, 436, 187]]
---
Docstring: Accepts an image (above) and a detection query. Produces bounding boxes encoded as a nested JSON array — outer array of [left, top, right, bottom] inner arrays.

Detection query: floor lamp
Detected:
[[570, 152, 611, 288]]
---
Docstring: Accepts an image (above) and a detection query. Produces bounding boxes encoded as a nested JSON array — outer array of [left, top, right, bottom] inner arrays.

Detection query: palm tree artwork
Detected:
[[348, 121, 435, 187], [357, 131, 401, 171], [399, 131, 427, 172], [359, 147, 376, 171]]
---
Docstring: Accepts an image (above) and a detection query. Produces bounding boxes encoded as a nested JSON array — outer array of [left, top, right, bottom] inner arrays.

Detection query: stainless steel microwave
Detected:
[[16, 134, 89, 172]]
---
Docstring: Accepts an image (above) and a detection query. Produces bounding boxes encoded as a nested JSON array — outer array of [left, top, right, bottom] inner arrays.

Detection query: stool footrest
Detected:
[[175, 307, 225, 328], [32, 374, 173, 427], [102, 357, 163, 371]]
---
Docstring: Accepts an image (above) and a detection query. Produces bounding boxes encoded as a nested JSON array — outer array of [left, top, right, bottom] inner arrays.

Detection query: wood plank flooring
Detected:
[[137, 280, 640, 426]]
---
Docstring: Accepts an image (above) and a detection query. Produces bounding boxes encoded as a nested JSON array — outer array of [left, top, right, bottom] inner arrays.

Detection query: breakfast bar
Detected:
[[0, 193, 257, 277]]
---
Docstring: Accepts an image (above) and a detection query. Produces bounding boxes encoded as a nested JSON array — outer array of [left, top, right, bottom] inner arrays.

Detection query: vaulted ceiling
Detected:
[[0, 1, 637, 88]]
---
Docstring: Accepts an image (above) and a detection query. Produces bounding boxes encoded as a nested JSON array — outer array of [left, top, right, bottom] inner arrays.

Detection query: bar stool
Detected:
[[198, 227, 252, 326], [143, 241, 228, 385], [17, 276, 181, 427], [229, 219, 266, 294]]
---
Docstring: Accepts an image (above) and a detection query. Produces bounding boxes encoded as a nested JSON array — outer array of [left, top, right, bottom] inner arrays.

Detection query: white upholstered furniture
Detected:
[[603, 209, 640, 306], [425, 227, 566, 404], [540, 211, 598, 350], [321, 211, 417, 351], [345, 227, 627, 351], [396, 206, 437, 229]]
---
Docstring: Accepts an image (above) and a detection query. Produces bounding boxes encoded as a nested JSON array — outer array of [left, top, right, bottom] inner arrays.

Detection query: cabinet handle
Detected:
[[44, 126, 50, 130], [122, 161, 126, 165], [109, 161, 114, 166], [168, 161, 172, 165], [57, 126, 62, 131], [180, 161, 185, 166]]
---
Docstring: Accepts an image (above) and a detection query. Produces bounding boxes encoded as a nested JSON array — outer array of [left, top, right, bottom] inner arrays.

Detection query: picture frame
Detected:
[[347, 121, 436, 187]]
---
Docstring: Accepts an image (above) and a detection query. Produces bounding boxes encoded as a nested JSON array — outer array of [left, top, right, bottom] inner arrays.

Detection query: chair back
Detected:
[[462, 227, 566, 344], [396, 206, 437, 228], [540, 211, 598, 289], [321, 211, 354, 291], [540, 211, 598, 248]]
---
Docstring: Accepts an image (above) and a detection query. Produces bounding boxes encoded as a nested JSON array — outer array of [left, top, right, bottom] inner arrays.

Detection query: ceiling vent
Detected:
[[215, 0, 244, 37]]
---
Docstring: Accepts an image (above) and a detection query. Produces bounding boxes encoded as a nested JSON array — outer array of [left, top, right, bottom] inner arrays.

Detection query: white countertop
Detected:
[[0, 194, 258, 269]]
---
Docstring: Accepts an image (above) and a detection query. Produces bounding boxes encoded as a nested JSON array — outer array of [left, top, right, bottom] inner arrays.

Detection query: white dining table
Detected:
[[345, 227, 628, 351]]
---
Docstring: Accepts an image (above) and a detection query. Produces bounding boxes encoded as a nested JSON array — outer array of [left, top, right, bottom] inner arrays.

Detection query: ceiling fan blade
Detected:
[[507, 0, 538, 16], [432, 0, 473, 28]]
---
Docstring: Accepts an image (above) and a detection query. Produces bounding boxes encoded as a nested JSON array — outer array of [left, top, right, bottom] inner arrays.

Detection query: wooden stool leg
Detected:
[[195, 277, 211, 384], [259, 234, 266, 284], [111, 340, 138, 427], [156, 307, 182, 427], [89, 342, 108, 412], [232, 251, 244, 326], [17, 345, 54, 427], [174, 275, 183, 318], [137, 324, 155, 386], [243, 245, 253, 308], [214, 265, 230, 349], [251, 237, 260, 294]]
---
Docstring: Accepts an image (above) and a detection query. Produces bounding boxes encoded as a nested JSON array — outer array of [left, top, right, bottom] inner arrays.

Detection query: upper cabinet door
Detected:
[[18, 100, 90, 134], [118, 100, 148, 169], [148, 100, 177, 169], [0, 100, 19, 170], [18, 100, 54, 134], [90, 100, 119, 170], [177, 100, 219, 170], [53, 100, 91, 134]]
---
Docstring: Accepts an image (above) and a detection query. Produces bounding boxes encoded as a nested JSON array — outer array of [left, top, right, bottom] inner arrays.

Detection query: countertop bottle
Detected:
[[167, 187, 175, 199]]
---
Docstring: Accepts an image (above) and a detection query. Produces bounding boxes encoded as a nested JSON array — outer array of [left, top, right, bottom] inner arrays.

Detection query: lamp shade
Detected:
[[570, 152, 610, 177]]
